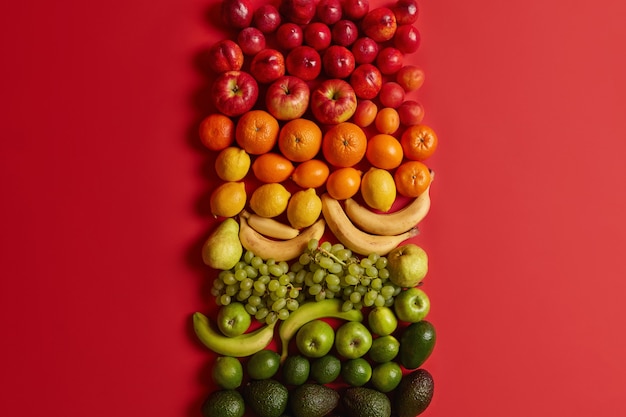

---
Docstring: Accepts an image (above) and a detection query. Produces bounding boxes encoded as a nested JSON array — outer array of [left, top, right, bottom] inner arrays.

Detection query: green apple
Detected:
[[295, 320, 335, 358], [335, 322, 373, 359], [217, 302, 252, 337], [367, 306, 398, 336], [387, 244, 428, 288], [394, 287, 430, 323]]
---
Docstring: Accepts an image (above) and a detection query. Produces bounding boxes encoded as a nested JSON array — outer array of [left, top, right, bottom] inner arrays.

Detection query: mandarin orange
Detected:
[[235, 110, 280, 155], [365, 134, 404, 170], [278, 118, 323, 162], [321, 122, 367, 167], [198, 113, 235, 151], [251, 152, 295, 183], [291, 159, 330, 189]]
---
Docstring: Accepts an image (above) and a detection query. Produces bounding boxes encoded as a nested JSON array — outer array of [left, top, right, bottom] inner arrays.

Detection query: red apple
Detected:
[[237, 27, 266, 56], [396, 65, 425, 92], [394, 24, 421, 54], [392, 0, 419, 25], [212, 70, 259, 117], [361, 7, 397, 42], [286, 45, 322, 81], [349, 64, 382, 100], [379, 81, 405, 108], [376, 46, 404, 75], [332, 19, 359, 47], [352, 99, 378, 127], [280, 0, 316, 25], [351, 37, 379, 64], [207, 39, 244, 73], [316, 0, 342, 25], [311, 79, 358, 125], [266, 75, 311, 120], [220, 0, 253, 29], [304, 22, 332, 51], [323, 45, 356, 79], [253, 4, 281, 33], [397, 100, 424, 126], [343, 0, 370, 21], [249, 49, 285, 84], [276, 23, 304, 51]]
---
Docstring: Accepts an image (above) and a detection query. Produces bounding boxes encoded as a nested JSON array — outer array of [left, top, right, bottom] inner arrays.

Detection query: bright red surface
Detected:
[[2, 0, 626, 416]]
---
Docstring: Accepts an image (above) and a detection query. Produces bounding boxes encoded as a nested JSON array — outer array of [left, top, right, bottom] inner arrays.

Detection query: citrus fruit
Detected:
[[365, 134, 404, 169], [341, 358, 372, 387], [215, 146, 251, 181], [325, 167, 362, 200], [201, 389, 245, 417], [370, 361, 402, 393], [352, 99, 378, 128], [247, 349, 281, 380], [321, 122, 367, 167], [249, 183, 291, 218], [400, 124, 438, 161], [212, 356, 243, 389], [235, 110, 280, 155], [394, 160, 432, 198], [291, 159, 330, 189], [360, 168, 396, 212], [251, 152, 295, 183], [374, 107, 400, 134], [210, 182, 246, 218], [199, 113, 235, 151], [310, 354, 342, 384], [368, 335, 400, 363], [286, 188, 322, 229], [282, 355, 310, 386], [278, 118, 323, 162]]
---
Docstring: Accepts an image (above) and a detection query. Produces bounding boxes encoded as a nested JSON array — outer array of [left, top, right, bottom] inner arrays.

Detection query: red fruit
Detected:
[[317, 0, 343, 25], [397, 100, 425, 126], [249, 49, 285, 84], [253, 4, 281, 33], [207, 39, 244, 73], [286, 46, 322, 81], [379, 82, 405, 108], [237, 27, 266, 56], [343, 0, 370, 21], [392, 0, 419, 25], [220, 0, 253, 29], [394, 25, 421, 54], [304, 22, 333, 51], [376, 46, 404, 75], [351, 37, 379, 64], [396, 65, 425, 92], [349, 64, 383, 100], [361, 7, 397, 43], [280, 0, 316, 25], [323, 45, 356, 79], [276, 23, 304, 51], [332, 19, 359, 47], [212, 70, 259, 117]]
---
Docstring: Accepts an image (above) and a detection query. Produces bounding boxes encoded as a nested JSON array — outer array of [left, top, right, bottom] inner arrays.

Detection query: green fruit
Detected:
[[368, 335, 400, 363], [367, 306, 398, 336], [370, 361, 402, 393], [212, 356, 243, 389], [342, 387, 391, 417], [201, 218, 243, 270], [399, 320, 436, 369], [310, 354, 341, 384], [247, 349, 281, 380], [282, 355, 310, 386], [201, 389, 245, 417], [289, 383, 340, 417], [393, 369, 434, 417], [341, 358, 372, 387], [243, 379, 289, 417]]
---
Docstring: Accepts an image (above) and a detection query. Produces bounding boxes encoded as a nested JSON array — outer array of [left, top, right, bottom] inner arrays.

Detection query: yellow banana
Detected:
[[192, 312, 276, 357], [239, 216, 325, 262], [240, 209, 300, 240], [278, 299, 363, 362], [321, 193, 418, 256]]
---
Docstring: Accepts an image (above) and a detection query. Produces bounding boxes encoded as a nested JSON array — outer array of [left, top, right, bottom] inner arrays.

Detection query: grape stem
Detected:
[[316, 247, 347, 266]]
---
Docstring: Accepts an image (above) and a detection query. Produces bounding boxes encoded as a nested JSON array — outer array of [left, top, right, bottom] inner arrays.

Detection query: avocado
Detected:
[[242, 379, 289, 417], [393, 369, 434, 417], [399, 320, 436, 369], [342, 387, 391, 417], [200, 389, 245, 417], [289, 383, 340, 417]]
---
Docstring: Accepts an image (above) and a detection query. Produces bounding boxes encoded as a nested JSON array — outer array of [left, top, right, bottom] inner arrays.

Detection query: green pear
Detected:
[[387, 244, 428, 288], [201, 218, 243, 270]]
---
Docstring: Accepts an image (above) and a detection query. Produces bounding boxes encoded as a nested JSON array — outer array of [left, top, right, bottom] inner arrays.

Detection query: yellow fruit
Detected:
[[250, 183, 291, 218], [287, 188, 322, 229], [360, 168, 396, 212], [210, 182, 247, 218], [215, 146, 251, 181]]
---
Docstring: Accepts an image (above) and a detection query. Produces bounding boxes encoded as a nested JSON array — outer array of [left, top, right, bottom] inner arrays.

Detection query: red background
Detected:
[[2, 0, 626, 416]]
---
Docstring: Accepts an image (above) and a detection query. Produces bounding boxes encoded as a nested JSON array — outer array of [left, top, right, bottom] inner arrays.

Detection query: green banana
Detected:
[[192, 312, 277, 357], [278, 298, 363, 362]]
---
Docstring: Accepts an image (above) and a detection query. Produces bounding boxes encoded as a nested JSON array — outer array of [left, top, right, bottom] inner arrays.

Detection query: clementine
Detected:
[[278, 118, 323, 162], [365, 134, 404, 170], [400, 124, 438, 161], [321, 122, 367, 168], [394, 160, 432, 198], [235, 110, 280, 155], [251, 152, 295, 183], [292, 159, 330, 189], [198, 113, 235, 151], [374, 107, 400, 135], [325, 167, 362, 200]]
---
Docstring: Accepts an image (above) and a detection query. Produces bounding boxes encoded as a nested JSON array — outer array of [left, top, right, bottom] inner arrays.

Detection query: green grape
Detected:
[[335, 249, 352, 261], [253, 281, 266, 293], [294, 269, 307, 284], [328, 262, 343, 275], [348, 264, 363, 277], [220, 294, 231, 305], [255, 307, 269, 321], [276, 286, 288, 298], [313, 268, 326, 284], [286, 298, 299, 311], [289, 288, 300, 299], [365, 266, 378, 278], [318, 256, 334, 270], [296, 293, 306, 304], [248, 295, 261, 307], [344, 274, 359, 286], [266, 258, 276, 266], [356, 285, 367, 295], [304, 272, 315, 287], [393, 286, 402, 296], [349, 291, 362, 304], [363, 297, 375, 307], [266, 311, 278, 325], [308, 238, 319, 251], [279, 274, 291, 286], [269, 292, 279, 302], [245, 304, 257, 315], [278, 261, 289, 274], [360, 277, 371, 287], [225, 284, 238, 296], [252, 289, 264, 297], [308, 283, 323, 295], [269, 264, 283, 277], [251, 256, 264, 269], [234, 261, 247, 271], [243, 250, 255, 264], [235, 269, 248, 281], [240, 278, 254, 291], [384, 297, 394, 307], [325, 274, 341, 287], [222, 272, 237, 286], [375, 257, 388, 269], [213, 279, 225, 290], [343, 286, 354, 297], [378, 268, 390, 280], [381, 285, 395, 299], [360, 258, 373, 269], [368, 253, 380, 264], [244, 265, 258, 278], [237, 289, 251, 301], [315, 292, 326, 302], [272, 298, 286, 312], [320, 241, 332, 252], [330, 243, 344, 253], [291, 260, 305, 272], [371, 278, 383, 290], [342, 300, 354, 312], [327, 284, 341, 293], [375, 294, 386, 307], [278, 309, 290, 320], [210, 287, 221, 297], [259, 275, 271, 284], [258, 264, 269, 276], [268, 279, 280, 292]]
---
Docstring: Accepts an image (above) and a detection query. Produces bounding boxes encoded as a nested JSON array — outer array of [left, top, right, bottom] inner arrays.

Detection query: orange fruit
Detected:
[[235, 110, 280, 155], [199, 113, 235, 151], [321, 122, 367, 168], [252, 152, 295, 183], [400, 124, 438, 161], [325, 167, 362, 200], [374, 107, 400, 135], [352, 99, 378, 128], [292, 159, 330, 189], [278, 118, 323, 162], [394, 160, 432, 197], [365, 134, 404, 169]]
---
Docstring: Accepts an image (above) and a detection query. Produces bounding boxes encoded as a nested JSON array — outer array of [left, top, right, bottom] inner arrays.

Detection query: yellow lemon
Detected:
[[360, 167, 396, 212], [287, 188, 322, 229], [249, 183, 291, 218], [215, 146, 251, 181], [210, 182, 247, 218]]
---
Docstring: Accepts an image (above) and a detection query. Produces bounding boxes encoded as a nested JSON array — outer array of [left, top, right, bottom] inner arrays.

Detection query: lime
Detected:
[[371, 361, 403, 393], [368, 335, 400, 363], [310, 354, 342, 384], [201, 389, 245, 417], [282, 355, 310, 386], [341, 358, 372, 387], [212, 356, 243, 389], [286, 188, 322, 229], [247, 349, 281, 380]]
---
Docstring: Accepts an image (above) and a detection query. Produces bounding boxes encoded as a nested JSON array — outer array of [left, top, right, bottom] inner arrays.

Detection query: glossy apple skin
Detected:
[[295, 320, 335, 358], [207, 40, 244, 73], [379, 81, 405, 108], [316, 0, 342, 25], [397, 100, 424, 126], [311, 79, 358, 125], [394, 287, 430, 323], [280, 0, 316, 25], [342, 0, 370, 21], [265, 75, 310, 120], [237, 27, 266, 56], [286, 45, 322, 81], [304, 22, 332, 51], [335, 322, 373, 359], [332, 19, 359, 47], [217, 302, 251, 337], [392, 0, 419, 25], [323, 45, 356, 79], [352, 99, 378, 127], [220, 0, 253, 29], [351, 37, 379, 64], [249, 49, 285, 84], [396, 64, 425, 91], [212, 70, 259, 117], [253, 4, 281, 33], [394, 24, 421, 54], [376, 46, 404, 75], [349, 64, 383, 100], [361, 7, 397, 42], [276, 23, 304, 51]]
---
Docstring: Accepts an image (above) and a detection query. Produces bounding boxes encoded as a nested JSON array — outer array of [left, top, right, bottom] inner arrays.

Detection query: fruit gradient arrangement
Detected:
[[194, 0, 437, 416]]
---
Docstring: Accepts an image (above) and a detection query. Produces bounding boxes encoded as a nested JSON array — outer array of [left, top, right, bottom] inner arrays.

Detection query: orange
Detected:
[[400, 124, 438, 161], [352, 99, 378, 128], [394, 160, 432, 197], [235, 110, 280, 155], [198, 113, 235, 151], [278, 118, 323, 162], [321, 122, 367, 168], [325, 167, 362, 200], [365, 134, 404, 170], [292, 159, 330, 189], [374, 107, 400, 135], [252, 152, 295, 183]]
